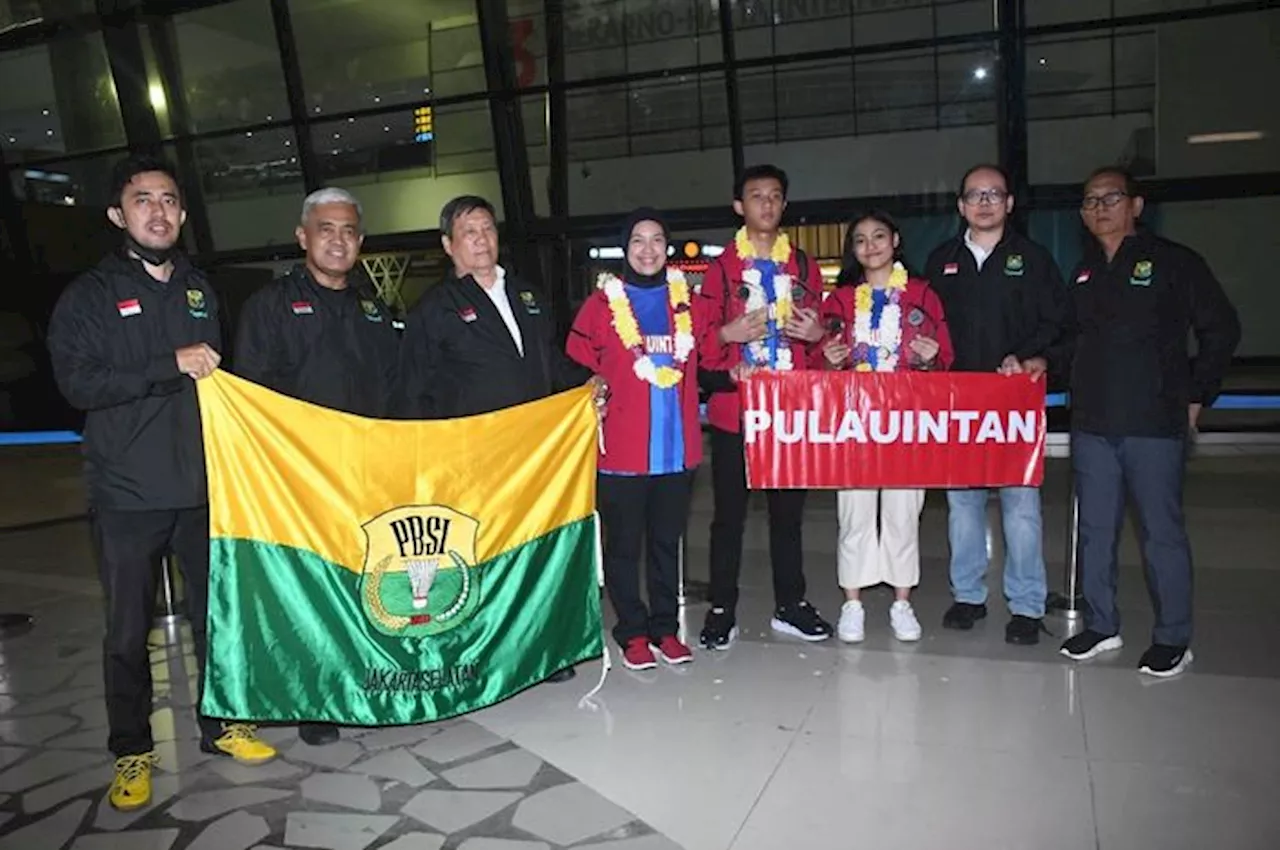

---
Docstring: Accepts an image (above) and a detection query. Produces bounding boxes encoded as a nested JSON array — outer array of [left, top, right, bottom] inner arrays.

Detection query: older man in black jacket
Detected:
[[399, 195, 591, 682], [234, 187, 401, 743], [1057, 167, 1240, 678]]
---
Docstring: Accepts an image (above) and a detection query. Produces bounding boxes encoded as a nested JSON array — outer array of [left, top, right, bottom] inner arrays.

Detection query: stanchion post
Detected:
[[677, 534, 687, 607], [153, 556, 184, 646], [1048, 456, 1083, 620]]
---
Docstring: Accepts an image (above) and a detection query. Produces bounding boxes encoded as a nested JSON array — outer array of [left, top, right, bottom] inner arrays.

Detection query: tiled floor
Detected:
[[2, 446, 1280, 849]]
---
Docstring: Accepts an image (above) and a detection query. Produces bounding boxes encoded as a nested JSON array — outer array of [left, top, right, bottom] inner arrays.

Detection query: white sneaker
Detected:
[[889, 600, 922, 642], [837, 600, 865, 643]]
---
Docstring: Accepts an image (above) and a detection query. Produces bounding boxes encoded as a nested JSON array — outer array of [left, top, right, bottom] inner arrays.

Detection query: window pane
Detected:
[[167, 0, 291, 133], [289, 0, 485, 117], [0, 37, 125, 162], [732, 0, 991, 58], [1029, 11, 1277, 182], [563, 0, 721, 82], [1029, 0, 1245, 26], [196, 126, 305, 251], [309, 101, 500, 235], [567, 78, 733, 216], [0, 0, 95, 29]]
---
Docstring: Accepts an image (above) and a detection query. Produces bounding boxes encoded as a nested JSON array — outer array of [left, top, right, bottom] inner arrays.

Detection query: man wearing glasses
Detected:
[[1056, 167, 1239, 677], [925, 164, 1069, 646]]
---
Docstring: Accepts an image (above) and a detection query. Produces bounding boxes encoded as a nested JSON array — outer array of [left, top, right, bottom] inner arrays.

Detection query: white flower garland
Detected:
[[597, 269, 695, 388]]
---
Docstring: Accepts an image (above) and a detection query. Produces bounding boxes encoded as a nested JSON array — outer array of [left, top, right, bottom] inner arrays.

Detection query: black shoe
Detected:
[[299, 722, 340, 746], [547, 667, 576, 683], [941, 602, 987, 631], [699, 607, 738, 650], [1060, 630, 1123, 661], [770, 600, 833, 642], [1005, 615, 1044, 645], [1138, 644, 1193, 678]]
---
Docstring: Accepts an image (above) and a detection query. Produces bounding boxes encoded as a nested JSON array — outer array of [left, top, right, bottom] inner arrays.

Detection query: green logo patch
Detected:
[[1004, 253, 1025, 276], [1130, 259, 1153, 286]]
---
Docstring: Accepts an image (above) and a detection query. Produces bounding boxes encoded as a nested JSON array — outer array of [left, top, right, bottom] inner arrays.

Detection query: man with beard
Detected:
[[399, 194, 594, 683], [234, 187, 401, 741], [48, 154, 277, 812], [925, 164, 1068, 646]]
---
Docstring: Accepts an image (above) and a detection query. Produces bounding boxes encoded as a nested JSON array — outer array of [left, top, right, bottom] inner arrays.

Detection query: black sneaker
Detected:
[[770, 601, 833, 642], [1005, 615, 1045, 645], [941, 602, 987, 631], [299, 723, 340, 747], [547, 666, 577, 683], [699, 607, 738, 651], [1138, 644, 1193, 678], [1060, 630, 1123, 661]]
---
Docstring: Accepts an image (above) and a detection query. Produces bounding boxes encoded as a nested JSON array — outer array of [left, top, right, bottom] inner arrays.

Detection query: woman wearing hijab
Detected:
[[821, 210, 954, 643], [567, 209, 736, 670]]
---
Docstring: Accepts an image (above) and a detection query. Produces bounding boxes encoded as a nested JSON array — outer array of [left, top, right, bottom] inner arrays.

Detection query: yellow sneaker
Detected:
[[109, 753, 158, 812], [204, 723, 277, 765]]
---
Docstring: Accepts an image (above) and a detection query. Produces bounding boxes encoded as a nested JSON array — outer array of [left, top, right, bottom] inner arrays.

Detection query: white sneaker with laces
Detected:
[[890, 600, 922, 642], [837, 600, 865, 643]]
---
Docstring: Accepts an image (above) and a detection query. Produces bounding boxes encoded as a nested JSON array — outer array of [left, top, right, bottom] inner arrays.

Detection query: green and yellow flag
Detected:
[[196, 371, 603, 725]]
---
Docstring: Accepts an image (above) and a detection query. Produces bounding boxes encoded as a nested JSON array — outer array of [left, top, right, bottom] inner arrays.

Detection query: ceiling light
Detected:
[[972, 67, 989, 81], [1187, 131, 1264, 144], [148, 83, 166, 111]]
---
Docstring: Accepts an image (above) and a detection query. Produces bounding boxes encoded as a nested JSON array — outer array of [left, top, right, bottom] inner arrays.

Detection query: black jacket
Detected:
[[47, 251, 220, 511], [233, 265, 400, 418], [399, 269, 587, 418], [1052, 230, 1241, 438], [925, 230, 1068, 373]]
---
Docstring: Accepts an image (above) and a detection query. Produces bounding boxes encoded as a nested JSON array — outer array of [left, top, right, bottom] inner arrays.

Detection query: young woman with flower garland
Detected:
[[821, 211, 954, 643], [567, 209, 728, 670]]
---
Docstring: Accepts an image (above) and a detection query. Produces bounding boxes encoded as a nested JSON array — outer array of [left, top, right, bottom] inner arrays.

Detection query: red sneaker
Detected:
[[621, 637, 657, 670], [653, 635, 693, 666]]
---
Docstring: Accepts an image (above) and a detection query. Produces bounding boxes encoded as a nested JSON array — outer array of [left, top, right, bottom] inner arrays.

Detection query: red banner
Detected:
[[741, 372, 1046, 489]]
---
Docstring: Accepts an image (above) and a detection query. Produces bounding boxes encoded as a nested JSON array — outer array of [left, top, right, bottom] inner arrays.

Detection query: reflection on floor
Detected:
[[2, 448, 1280, 849]]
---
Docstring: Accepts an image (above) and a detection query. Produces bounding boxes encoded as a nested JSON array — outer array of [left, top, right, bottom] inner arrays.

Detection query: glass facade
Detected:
[[0, 1, 1276, 286]]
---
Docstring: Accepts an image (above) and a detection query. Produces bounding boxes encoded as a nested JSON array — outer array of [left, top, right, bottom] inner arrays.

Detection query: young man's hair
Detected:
[[439, 195, 497, 238], [734, 164, 789, 201], [1085, 165, 1141, 197], [957, 163, 1011, 196], [109, 153, 182, 209]]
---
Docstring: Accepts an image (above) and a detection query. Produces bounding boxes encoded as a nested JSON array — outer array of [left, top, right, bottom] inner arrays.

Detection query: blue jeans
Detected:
[[947, 487, 1046, 618], [1073, 432, 1192, 647]]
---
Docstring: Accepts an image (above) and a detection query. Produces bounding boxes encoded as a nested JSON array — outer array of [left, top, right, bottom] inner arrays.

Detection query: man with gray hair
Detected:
[[233, 187, 401, 742], [399, 194, 594, 684]]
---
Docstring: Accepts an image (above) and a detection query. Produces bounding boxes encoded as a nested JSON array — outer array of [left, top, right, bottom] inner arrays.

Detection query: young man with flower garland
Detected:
[[924, 164, 1069, 646], [567, 209, 731, 669], [822, 211, 954, 643], [698, 164, 831, 649]]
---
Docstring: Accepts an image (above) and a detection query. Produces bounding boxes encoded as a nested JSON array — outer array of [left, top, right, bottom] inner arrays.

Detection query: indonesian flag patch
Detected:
[[117, 298, 142, 317], [943, 263, 959, 275], [291, 301, 314, 315], [460, 307, 478, 323], [1076, 270, 1092, 284]]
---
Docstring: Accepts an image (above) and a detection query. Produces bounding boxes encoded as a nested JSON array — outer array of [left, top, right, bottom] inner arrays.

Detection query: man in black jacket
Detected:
[[47, 154, 277, 812], [925, 164, 1069, 646], [1057, 167, 1240, 678], [234, 187, 400, 743], [399, 195, 591, 682]]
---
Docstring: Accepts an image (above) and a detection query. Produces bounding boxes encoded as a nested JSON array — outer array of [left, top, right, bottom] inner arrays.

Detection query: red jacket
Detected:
[[698, 240, 824, 434], [567, 283, 708, 475], [819, 277, 955, 372]]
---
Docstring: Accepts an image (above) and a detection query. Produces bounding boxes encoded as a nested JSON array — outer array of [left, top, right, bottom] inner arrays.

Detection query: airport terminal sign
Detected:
[[742, 371, 1046, 489]]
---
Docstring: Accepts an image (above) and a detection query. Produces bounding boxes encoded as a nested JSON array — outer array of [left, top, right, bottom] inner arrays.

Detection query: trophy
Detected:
[[900, 304, 939, 370]]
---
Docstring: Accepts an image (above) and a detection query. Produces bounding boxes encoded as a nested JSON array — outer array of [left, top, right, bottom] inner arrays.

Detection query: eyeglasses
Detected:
[[960, 188, 1008, 206], [1081, 191, 1128, 211]]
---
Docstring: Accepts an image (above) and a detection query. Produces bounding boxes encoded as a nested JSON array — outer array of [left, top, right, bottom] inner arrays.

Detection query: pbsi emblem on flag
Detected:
[[359, 506, 482, 638]]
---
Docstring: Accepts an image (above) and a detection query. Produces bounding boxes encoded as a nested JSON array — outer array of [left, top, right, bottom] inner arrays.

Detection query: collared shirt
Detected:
[[963, 229, 994, 270], [478, 265, 524, 356]]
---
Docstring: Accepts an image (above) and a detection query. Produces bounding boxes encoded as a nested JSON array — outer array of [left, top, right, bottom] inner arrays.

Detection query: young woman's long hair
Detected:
[[836, 209, 910, 286]]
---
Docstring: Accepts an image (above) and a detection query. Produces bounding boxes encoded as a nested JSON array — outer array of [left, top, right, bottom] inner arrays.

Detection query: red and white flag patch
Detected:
[[1075, 270, 1092, 284], [291, 301, 314, 315], [459, 307, 477, 323], [943, 263, 959, 275], [117, 298, 142, 317]]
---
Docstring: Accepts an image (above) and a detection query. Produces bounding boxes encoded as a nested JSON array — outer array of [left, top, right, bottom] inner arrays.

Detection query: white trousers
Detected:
[[836, 488, 926, 590]]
